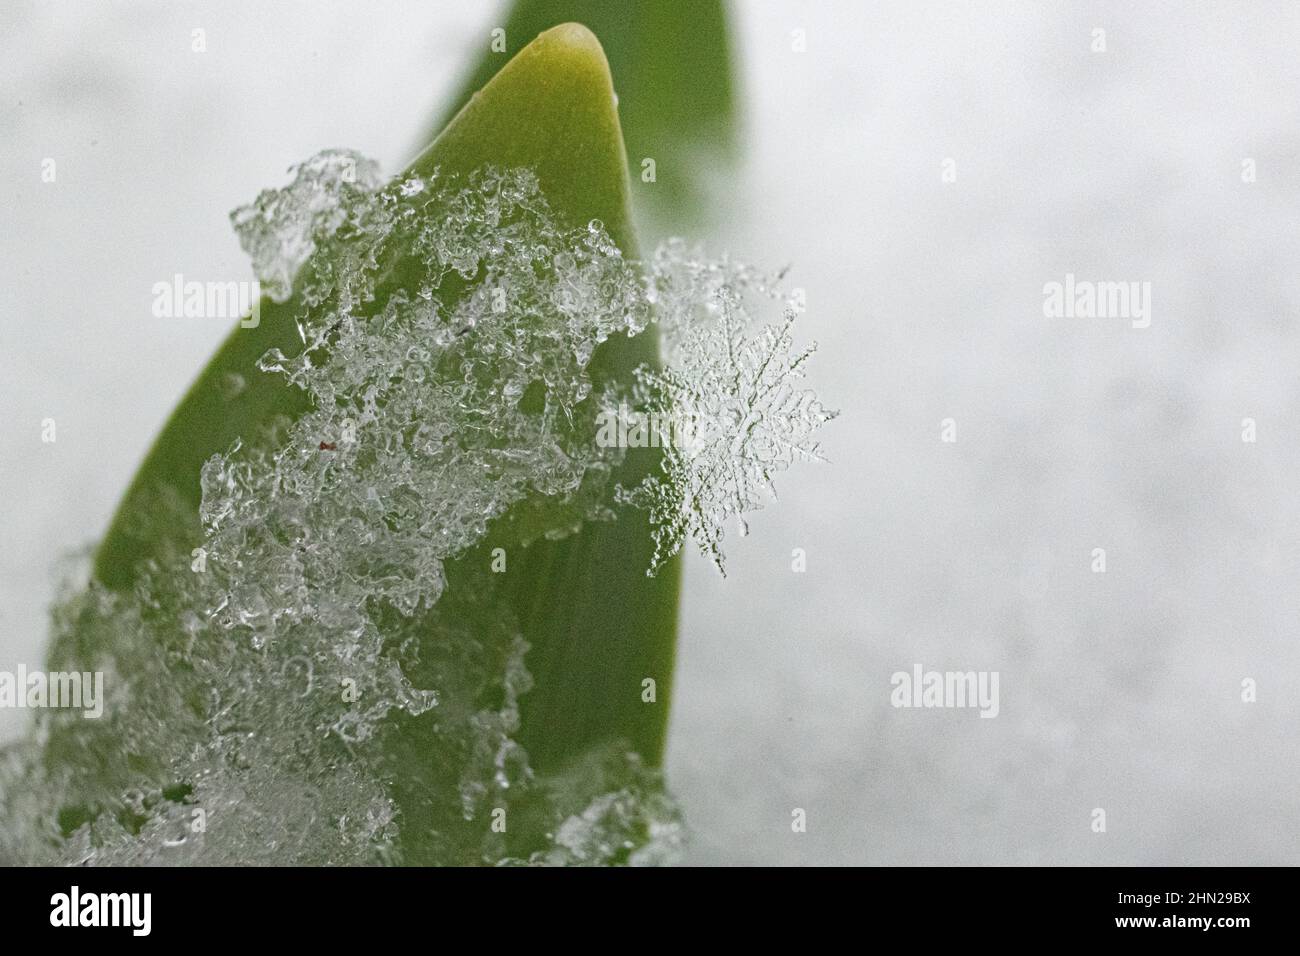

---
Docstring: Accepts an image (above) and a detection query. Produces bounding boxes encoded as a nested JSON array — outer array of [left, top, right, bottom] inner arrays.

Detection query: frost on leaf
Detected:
[[618, 243, 838, 575], [0, 154, 672, 867], [231, 149, 384, 303], [0, 152, 834, 867]]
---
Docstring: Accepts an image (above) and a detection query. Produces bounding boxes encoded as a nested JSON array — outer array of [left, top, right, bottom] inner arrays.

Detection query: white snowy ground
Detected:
[[2, 0, 1297, 865]]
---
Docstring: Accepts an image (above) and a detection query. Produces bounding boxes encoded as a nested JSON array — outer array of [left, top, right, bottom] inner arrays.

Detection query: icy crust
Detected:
[[231, 149, 384, 303], [212, 162, 650, 622], [0, 152, 831, 866]]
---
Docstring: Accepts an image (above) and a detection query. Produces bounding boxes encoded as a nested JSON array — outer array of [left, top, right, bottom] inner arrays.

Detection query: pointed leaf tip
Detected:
[[412, 21, 632, 249]]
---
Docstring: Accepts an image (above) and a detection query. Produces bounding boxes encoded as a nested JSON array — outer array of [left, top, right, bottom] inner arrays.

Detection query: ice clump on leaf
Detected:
[[231, 149, 384, 302], [204, 163, 649, 624], [0, 151, 832, 866]]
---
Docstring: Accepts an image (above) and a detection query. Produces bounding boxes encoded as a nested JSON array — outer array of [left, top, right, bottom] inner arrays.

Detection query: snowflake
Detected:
[[617, 257, 838, 576]]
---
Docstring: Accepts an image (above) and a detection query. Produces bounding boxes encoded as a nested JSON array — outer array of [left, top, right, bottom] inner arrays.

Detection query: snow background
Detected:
[[2, 0, 1297, 864]]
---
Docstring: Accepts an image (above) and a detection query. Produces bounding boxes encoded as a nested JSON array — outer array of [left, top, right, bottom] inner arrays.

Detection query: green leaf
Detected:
[[424, 2, 736, 229], [82, 23, 679, 834], [401, 22, 683, 773]]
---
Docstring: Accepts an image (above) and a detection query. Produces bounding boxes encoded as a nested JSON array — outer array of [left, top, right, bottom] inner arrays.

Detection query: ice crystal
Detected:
[[231, 149, 384, 302], [502, 745, 685, 866], [619, 247, 838, 575]]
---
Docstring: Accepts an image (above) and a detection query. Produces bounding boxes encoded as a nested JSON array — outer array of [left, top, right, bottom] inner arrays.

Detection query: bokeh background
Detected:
[[2, 0, 1298, 864]]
